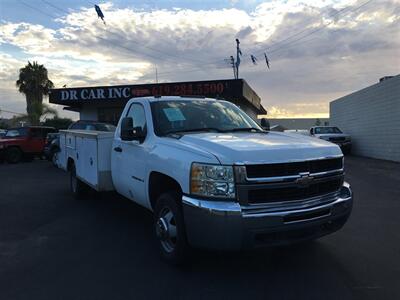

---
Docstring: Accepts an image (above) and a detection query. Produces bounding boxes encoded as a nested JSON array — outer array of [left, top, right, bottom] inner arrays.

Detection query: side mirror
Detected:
[[260, 118, 270, 131], [120, 117, 146, 142], [121, 117, 134, 141]]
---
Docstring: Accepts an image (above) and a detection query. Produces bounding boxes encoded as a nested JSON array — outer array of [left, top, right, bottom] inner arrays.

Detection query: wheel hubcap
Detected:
[[156, 207, 177, 253]]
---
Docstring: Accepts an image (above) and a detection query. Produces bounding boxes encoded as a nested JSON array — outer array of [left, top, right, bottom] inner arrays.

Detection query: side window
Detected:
[[127, 104, 146, 132], [30, 128, 42, 138], [85, 124, 96, 131]]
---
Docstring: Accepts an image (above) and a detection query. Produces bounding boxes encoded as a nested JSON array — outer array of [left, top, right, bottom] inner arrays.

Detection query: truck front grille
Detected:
[[246, 177, 342, 204], [246, 157, 343, 179]]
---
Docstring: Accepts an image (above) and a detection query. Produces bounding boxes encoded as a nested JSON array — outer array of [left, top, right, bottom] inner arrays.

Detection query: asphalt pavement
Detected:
[[0, 156, 399, 300]]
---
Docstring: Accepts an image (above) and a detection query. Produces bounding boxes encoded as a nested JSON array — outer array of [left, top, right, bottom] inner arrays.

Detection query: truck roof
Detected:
[[7, 126, 56, 130]]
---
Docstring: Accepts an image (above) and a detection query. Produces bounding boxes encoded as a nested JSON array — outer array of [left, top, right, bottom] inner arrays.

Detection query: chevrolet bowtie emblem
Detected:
[[295, 173, 314, 187]]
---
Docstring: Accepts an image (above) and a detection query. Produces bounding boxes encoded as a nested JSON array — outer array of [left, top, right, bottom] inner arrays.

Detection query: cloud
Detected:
[[0, 0, 399, 119]]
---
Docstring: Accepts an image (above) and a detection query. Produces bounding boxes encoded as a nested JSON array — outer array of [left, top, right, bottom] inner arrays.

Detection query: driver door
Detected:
[[113, 103, 149, 207], [28, 128, 44, 153]]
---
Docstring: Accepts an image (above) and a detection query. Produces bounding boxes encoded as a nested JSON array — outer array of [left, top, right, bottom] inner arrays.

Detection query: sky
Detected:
[[0, 0, 399, 120]]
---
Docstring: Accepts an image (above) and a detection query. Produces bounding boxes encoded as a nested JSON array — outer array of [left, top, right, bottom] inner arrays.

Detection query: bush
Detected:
[[42, 117, 73, 130]]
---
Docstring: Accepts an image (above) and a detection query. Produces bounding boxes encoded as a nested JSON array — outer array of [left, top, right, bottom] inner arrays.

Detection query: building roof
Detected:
[[49, 78, 267, 114]]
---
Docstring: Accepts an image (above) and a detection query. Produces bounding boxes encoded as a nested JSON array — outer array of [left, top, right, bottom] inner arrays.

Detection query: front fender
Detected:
[[148, 142, 219, 194]]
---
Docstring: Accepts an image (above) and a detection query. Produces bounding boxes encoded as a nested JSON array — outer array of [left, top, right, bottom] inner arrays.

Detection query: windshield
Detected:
[[315, 127, 342, 134], [150, 100, 262, 136], [5, 128, 28, 137]]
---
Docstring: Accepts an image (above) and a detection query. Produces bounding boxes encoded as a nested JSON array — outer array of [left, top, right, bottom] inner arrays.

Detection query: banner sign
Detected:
[[50, 79, 244, 105]]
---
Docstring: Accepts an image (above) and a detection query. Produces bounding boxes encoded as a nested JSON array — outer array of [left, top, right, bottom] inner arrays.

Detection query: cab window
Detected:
[[126, 103, 147, 132], [30, 128, 42, 138]]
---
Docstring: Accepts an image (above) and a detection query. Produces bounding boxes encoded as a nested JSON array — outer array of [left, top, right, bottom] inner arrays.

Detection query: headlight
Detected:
[[190, 163, 235, 199]]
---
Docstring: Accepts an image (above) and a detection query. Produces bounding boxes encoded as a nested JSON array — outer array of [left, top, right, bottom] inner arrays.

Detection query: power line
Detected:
[[0, 109, 25, 116], [19, 0, 60, 19], [160, 0, 376, 76], [40, 0, 210, 66], [21, 1, 197, 68], [19, 0, 375, 79], [161, 0, 377, 75], [253, 0, 375, 57], [198, 0, 375, 67]]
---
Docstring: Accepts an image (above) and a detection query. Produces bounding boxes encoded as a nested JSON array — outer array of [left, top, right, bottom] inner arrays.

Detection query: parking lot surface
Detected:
[[0, 156, 399, 300]]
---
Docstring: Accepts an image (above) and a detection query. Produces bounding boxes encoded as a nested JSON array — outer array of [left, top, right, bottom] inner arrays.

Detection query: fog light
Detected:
[[340, 185, 351, 198]]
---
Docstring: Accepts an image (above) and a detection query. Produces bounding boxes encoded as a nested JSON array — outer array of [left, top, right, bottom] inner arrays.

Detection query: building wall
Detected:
[[330, 75, 400, 162]]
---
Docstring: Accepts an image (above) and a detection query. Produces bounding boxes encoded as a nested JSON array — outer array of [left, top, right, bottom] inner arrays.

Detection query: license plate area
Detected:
[[283, 208, 331, 224]]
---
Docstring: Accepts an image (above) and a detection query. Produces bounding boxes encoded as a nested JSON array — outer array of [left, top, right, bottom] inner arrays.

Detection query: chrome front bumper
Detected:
[[182, 182, 353, 250]]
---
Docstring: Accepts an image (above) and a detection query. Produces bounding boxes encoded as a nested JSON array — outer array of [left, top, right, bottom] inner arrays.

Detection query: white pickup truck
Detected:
[[59, 96, 353, 264]]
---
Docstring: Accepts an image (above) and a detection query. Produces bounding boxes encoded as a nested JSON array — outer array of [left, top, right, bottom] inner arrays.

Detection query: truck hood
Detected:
[[0, 138, 21, 143], [179, 132, 342, 165]]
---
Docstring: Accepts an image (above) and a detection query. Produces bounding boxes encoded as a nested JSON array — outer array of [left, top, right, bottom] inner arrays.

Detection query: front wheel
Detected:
[[6, 147, 22, 164], [154, 192, 189, 265]]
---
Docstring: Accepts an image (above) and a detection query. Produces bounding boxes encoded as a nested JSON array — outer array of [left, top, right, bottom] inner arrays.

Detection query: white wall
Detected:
[[330, 75, 400, 162]]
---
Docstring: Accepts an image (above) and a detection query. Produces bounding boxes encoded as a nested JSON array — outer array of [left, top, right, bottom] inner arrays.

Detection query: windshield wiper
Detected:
[[224, 127, 265, 133], [163, 127, 224, 136]]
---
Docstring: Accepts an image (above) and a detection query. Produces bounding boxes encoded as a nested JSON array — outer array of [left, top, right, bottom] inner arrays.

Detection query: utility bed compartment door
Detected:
[[76, 137, 98, 187], [66, 133, 76, 150], [59, 130, 114, 192]]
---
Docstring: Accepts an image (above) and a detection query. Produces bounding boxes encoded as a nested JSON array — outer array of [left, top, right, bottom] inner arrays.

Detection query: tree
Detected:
[[16, 61, 55, 125], [315, 118, 321, 126], [42, 117, 73, 130], [0, 120, 10, 129]]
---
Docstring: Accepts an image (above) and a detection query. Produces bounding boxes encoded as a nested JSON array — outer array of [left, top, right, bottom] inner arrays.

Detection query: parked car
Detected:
[[44, 133, 60, 165], [58, 96, 353, 264], [310, 126, 352, 154], [0, 126, 56, 163], [68, 120, 116, 131], [284, 129, 310, 136], [0, 129, 6, 138]]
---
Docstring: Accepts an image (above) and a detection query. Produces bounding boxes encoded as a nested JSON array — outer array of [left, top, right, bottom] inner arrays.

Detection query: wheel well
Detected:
[[50, 145, 60, 152], [148, 172, 182, 210], [67, 157, 75, 171]]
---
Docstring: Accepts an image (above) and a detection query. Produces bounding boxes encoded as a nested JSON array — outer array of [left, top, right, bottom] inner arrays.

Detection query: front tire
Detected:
[[69, 163, 86, 199], [154, 192, 189, 265], [6, 147, 22, 164]]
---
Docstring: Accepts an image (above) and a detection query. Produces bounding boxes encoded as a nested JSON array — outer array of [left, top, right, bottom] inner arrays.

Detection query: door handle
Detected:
[[113, 146, 122, 152]]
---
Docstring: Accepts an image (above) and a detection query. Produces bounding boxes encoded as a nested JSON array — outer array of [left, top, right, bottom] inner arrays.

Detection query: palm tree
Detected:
[[16, 61, 55, 125]]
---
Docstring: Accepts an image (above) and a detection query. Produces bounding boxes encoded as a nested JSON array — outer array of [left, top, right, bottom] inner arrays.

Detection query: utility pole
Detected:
[[230, 56, 237, 79], [235, 38, 241, 79], [155, 65, 158, 83]]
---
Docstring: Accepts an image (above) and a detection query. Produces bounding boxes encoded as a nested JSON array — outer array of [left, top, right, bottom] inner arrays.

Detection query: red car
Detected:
[[0, 126, 56, 163]]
